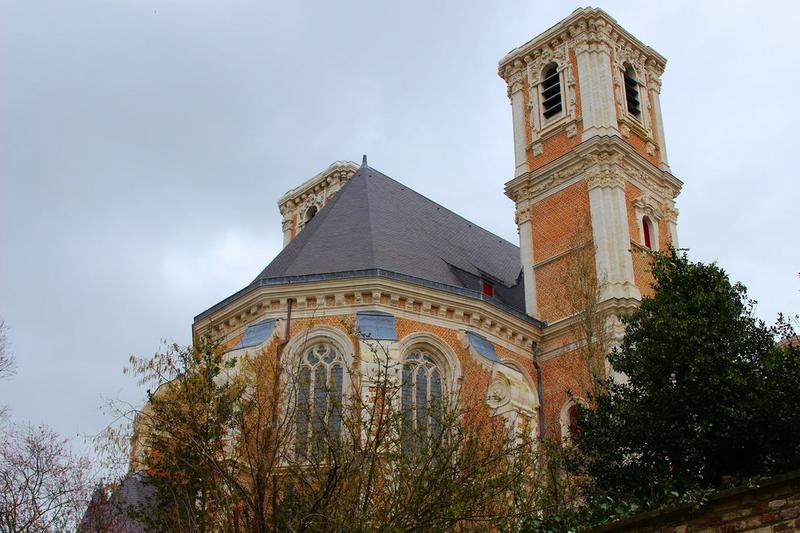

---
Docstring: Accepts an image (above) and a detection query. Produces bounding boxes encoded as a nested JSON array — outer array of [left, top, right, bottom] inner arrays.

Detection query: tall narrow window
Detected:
[[481, 280, 494, 298], [642, 216, 653, 249], [567, 405, 580, 437], [623, 64, 641, 119], [540, 63, 563, 120], [295, 343, 344, 458], [402, 352, 443, 453]]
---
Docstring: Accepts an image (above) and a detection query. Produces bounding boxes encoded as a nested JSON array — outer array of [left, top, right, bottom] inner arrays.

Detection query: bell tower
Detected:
[[499, 8, 682, 323]]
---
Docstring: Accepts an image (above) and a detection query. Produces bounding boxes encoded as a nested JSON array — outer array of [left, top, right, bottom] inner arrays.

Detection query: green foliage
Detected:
[[126, 335, 243, 532], [570, 249, 800, 507]]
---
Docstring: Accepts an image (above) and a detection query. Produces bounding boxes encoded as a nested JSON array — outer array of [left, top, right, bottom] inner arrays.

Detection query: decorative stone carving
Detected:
[[621, 163, 678, 200], [665, 205, 679, 223], [566, 123, 577, 138], [509, 161, 586, 203], [514, 203, 532, 226], [486, 374, 512, 409], [508, 65, 525, 97], [277, 160, 358, 247], [586, 170, 625, 190], [532, 143, 543, 156], [632, 193, 663, 221]]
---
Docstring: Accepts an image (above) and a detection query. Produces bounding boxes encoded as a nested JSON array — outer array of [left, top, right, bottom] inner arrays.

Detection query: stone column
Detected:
[[281, 217, 293, 247], [575, 31, 618, 141], [515, 201, 537, 317], [649, 75, 670, 171], [666, 205, 679, 249], [587, 168, 640, 301], [508, 64, 530, 178]]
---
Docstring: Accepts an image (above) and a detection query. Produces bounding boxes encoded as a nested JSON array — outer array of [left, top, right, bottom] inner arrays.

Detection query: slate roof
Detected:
[[253, 164, 527, 314]]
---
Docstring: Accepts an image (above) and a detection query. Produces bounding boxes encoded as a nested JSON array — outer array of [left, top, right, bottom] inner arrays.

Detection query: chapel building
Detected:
[[192, 7, 682, 441]]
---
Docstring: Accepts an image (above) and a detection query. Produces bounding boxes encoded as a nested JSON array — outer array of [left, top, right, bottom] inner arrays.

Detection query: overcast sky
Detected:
[[2, 0, 798, 452]]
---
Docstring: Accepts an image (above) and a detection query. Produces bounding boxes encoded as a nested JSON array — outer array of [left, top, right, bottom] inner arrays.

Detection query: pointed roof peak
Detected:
[[361, 154, 368, 168]]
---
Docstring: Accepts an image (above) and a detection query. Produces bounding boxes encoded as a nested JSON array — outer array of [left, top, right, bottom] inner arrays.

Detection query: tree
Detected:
[[0, 320, 15, 419], [0, 320, 13, 381], [571, 249, 800, 505], [106, 324, 544, 532], [0, 423, 93, 533]]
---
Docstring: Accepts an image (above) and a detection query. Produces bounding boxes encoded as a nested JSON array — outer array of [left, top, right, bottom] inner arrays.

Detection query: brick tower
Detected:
[[499, 8, 682, 325]]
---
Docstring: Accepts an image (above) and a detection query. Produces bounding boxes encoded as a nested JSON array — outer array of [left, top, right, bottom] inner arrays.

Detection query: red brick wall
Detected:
[[596, 471, 800, 533], [530, 180, 593, 322]]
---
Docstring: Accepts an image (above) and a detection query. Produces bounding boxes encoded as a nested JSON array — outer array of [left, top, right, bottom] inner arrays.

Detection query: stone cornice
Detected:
[[537, 297, 640, 361], [277, 160, 358, 215], [504, 136, 682, 204], [193, 274, 544, 353], [498, 8, 666, 83]]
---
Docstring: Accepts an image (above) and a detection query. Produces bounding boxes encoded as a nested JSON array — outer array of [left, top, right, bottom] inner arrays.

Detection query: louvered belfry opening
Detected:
[[623, 64, 641, 119], [540, 63, 563, 120]]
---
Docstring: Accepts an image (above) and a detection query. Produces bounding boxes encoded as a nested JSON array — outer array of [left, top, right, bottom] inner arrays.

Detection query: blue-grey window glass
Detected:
[[295, 343, 345, 458], [295, 366, 311, 457], [401, 351, 444, 453], [466, 331, 501, 363], [329, 365, 343, 437], [356, 311, 397, 340], [430, 368, 442, 439], [233, 319, 276, 350]]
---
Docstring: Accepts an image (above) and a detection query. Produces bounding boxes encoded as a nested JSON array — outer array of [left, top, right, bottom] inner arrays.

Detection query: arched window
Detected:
[[401, 351, 444, 452], [560, 398, 586, 441], [295, 342, 345, 457], [303, 205, 318, 225], [623, 64, 641, 119], [540, 62, 563, 120], [567, 405, 580, 436], [642, 216, 653, 249]]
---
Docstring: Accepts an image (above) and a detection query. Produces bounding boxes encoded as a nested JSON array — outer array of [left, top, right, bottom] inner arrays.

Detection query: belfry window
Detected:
[[540, 62, 563, 120], [295, 343, 345, 457], [642, 216, 653, 249], [623, 64, 641, 119], [303, 205, 318, 225], [402, 351, 443, 452]]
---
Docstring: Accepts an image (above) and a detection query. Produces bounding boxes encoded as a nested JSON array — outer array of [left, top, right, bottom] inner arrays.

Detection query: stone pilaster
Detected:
[[648, 75, 670, 171], [574, 23, 618, 140], [515, 201, 537, 317], [508, 63, 530, 178], [586, 162, 640, 301]]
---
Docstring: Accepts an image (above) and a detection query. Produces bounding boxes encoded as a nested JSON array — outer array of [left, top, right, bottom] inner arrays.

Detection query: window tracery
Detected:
[[401, 350, 445, 452], [295, 342, 346, 457]]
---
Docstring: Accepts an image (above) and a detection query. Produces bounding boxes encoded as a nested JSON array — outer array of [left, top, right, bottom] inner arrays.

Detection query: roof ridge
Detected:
[[358, 168, 377, 268]]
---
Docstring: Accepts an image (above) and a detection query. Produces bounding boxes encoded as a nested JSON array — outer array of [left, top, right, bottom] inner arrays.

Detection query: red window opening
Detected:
[[482, 281, 494, 297], [568, 405, 580, 436], [642, 217, 652, 249]]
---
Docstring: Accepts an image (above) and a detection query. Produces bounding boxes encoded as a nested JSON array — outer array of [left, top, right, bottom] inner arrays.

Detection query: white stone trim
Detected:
[[508, 65, 530, 178], [648, 76, 669, 170], [282, 325, 356, 371], [194, 276, 542, 354], [526, 54, 577, 141], [632, 193, 663, 250], [587, 165, 640, 302], [515, 200, 538, 317], [277, 160, 358, 247], [576, 39, 618, 140], [399, 331, 462, 400]]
